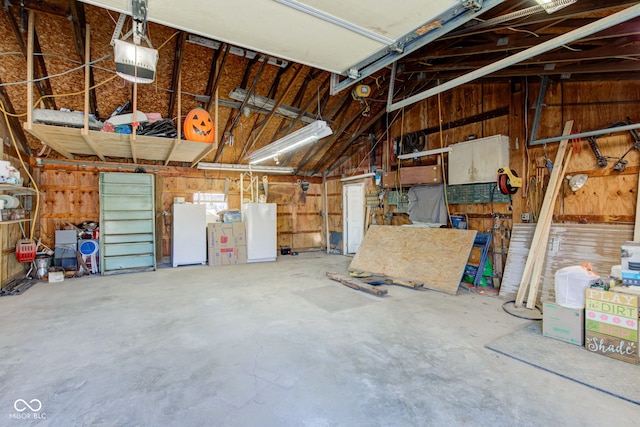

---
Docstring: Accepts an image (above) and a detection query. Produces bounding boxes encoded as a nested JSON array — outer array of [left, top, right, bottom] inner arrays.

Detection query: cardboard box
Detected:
[[207, 222, 246, 248], [207, 222, 247, 266], [543, 301, 584, 345], [208, 245, 247, 266], [399, 165, 442, 186], [381, 171, 398, 189], [48, 271, 64, 283], [584, 288, 639, 364]]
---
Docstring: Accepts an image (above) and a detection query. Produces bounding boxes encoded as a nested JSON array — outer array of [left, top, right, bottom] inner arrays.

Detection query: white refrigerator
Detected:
[[242, 202, 277, 263], [172, 203, 207, 267]]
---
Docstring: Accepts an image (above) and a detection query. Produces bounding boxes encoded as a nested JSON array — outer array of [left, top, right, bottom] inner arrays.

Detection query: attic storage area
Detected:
[[1, 0, 640, 424]]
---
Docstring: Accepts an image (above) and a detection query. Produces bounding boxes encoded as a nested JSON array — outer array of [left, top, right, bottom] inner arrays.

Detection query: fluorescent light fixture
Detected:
[[248, 120, 333, 165], [535, 0, 576, 14], [113, 39, 158, 84], [197, 162, 295, 174], [340, 172, 375, 182]]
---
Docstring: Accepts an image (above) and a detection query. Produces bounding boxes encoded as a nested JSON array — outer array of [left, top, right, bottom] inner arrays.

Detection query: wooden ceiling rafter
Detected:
[[239, 65, 305, 161], [412, 19, 640, 62], [408, 44, 640, 74], [294, 86, 354, 171], [0, 76, 31, 157], [271, 73, 331, 167], [212, 55, 269, 162], [68, 0, 98, 118], [271, 69, 322, 139], [445, 0, 639, 41], [6, 0, 70, 18], [204, 43, 228, 115], [246, 61, 293, 139], [4, 6, 56, 110], [167, 30, 187, 120], [306, 99, 371, 174], [324, 77, 424, 174]]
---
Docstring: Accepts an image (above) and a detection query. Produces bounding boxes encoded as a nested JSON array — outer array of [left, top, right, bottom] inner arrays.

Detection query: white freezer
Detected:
[[242, 202, 277, 263], [172, 203, 207, 267]]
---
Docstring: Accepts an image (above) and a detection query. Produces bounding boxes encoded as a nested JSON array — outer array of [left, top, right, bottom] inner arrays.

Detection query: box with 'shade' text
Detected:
[[584, 288, 639, 365]]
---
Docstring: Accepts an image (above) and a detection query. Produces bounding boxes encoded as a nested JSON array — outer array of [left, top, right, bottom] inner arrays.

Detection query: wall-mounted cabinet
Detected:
[[448, 135, 510, 185]]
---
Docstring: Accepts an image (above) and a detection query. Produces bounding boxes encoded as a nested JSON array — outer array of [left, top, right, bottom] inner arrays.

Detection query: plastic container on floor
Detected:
[[554, 263, 600, 309]]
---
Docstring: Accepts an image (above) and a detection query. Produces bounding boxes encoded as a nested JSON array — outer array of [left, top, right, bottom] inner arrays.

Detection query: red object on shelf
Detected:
[[15, 239, 36, 263]]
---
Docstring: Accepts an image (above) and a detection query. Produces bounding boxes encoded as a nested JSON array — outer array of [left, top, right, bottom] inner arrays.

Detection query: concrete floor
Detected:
[[0, 253, 637, 426]]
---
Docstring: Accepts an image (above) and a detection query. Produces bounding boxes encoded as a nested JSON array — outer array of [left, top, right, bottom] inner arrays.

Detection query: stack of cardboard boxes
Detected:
[[543, 288, 639, 365], [207, 222, 247, 266], [542, 243, 640, 364]]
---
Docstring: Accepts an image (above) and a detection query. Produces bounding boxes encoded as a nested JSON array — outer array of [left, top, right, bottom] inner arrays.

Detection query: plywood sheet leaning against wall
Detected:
[[348, 225, 477, 295]]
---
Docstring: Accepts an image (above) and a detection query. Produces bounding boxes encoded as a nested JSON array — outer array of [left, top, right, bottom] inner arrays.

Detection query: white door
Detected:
[[343, 183, 365, 254]]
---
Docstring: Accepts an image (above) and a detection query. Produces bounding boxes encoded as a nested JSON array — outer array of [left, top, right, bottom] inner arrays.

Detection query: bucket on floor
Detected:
[[450, 215, 467, 230], [34, 256, 52, 279], [554, 263, 600, 309]]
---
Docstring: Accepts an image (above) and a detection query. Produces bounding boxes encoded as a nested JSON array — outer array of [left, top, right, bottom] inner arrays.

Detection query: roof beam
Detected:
[[68, 0, 98, 118], [204, 43, 229, 114], [403, 45, 640, 74], [6, 0, 69, 18], [167, 31, 187, 120], [240, 65, 305, 160], [4, 7, 56, 110], [446, 0, 639, 40], [412, 20, 640, 62], [388, 3, 640, 112], [0, 76, 31, 157], [212, 56, 269, 162]]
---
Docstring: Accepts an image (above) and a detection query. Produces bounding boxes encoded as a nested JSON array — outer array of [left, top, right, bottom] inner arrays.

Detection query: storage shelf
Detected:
[[0, 219, 31, 225], [26, 123, 215, 165], [0, 184, 37, 195]]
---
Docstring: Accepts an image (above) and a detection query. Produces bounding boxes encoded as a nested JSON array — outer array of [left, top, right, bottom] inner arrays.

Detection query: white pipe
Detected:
[[340, 172, 375, 182], [387, 3, 640, 112], [397, 146, 452, 160], [324, 174, 330, 254]]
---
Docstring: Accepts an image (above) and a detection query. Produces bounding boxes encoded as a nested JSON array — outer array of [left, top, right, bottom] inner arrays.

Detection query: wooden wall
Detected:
[[330, 79, 640, 281], [35, 164, 326, 263], [6, 78, 640, 282]]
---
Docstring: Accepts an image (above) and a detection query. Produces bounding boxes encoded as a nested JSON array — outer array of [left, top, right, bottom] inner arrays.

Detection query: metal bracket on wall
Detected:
[[528, 75, 550, 146]]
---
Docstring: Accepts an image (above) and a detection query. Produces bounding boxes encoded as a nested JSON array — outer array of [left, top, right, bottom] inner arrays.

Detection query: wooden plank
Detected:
[[515, 121, 573, 308], [26, 124, 212, 163], [585, 331, 638, 364], [81, 132, 105, 161], [326, 272, 388, 297], [526, 146, 574, 309], [554, 215, 635, 223], [348, 225, 477, 295], [636, 166, 640, 241]]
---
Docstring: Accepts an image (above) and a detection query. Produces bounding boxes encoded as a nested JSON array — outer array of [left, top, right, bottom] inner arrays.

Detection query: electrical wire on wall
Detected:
[[1, 101, 40, 244], [437, 81, 452, 225]]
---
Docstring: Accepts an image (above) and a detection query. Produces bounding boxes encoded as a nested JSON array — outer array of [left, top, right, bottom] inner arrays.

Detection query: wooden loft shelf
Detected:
[[21, 16, 218, 167], [25, 123, 215, 165]]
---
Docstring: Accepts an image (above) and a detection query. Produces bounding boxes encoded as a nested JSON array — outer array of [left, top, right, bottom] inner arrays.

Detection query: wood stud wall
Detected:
[[34, 165, 327, 263], [1, 3, 640, 284]]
